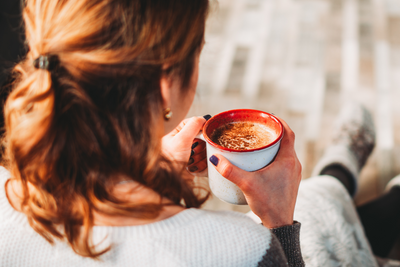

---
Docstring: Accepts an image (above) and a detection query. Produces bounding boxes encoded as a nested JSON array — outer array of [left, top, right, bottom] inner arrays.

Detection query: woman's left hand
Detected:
[[162, 117, 207, 173], [209, 117, 302, 228]]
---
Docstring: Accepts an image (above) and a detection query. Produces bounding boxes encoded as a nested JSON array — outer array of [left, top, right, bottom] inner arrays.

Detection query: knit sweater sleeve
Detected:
[[257, 221, 305, 267]]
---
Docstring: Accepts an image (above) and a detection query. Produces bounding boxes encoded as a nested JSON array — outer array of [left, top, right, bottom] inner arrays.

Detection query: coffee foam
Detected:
[[210, 121, 277, 150]]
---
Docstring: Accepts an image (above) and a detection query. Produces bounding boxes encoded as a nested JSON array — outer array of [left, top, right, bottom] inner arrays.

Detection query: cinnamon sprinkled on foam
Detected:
[[210, 122, 277, 150]]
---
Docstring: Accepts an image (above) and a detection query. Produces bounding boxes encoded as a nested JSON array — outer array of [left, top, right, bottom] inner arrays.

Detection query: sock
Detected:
[[320, 164, 355, 196]]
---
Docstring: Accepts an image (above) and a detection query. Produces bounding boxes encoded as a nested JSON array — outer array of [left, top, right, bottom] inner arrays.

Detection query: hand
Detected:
[[186, 139, 207, 174], [162, 117, 207, 173], [209, 117, 302, 228]]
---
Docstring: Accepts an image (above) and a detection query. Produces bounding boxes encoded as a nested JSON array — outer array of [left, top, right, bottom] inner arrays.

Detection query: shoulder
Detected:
[[192, 209, 268, 232], [187, 208, 265, 226], [0, 166, 11, 184], [0, 166, 12, 204], [181, 209, 274, 252], [154, 209, 275, 266], [0, 166, 23, 225], [0, 166, 12, 201]]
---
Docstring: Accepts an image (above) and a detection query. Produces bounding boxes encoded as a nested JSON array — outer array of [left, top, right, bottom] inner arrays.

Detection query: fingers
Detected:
[[174, 117, 206, 143], [208, 154, 250, 189], [187, 140, 206, 172], [166, 118, 192, 136], [271, 116, 297, 159], [187, 155, 207, 172], [188, 140, 206, 163], [275, 116, 295, 145], [255, 116, 302, 181]]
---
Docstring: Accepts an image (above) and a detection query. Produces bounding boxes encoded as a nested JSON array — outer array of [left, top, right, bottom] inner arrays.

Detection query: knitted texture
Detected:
[[312, 102, 375, 196], [294, 176, 377, 267], [271, 222, 304, 267], [257, 234, 289, 267], [0, 167, 289, 267]]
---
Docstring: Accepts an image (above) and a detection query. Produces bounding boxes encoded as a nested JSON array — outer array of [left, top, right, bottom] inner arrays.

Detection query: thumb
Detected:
[[209, 154, 249, 189], [175, 117, 205, 142]]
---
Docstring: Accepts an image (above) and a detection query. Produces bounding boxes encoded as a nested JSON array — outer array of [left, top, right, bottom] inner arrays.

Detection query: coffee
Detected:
[[210, 121, 277, 150]]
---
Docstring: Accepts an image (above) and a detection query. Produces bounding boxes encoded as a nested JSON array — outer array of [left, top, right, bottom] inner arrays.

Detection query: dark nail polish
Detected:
[[191, 142, 199, 149], [190, 150, 194, 157], [209, 155, 219, 166], [188, 158, 194, 165], [189, 166, 198, 172], [203, 114, 212, 121]]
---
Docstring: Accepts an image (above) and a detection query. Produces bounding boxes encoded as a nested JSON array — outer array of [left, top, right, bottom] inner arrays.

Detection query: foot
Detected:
[[312, 102, 376, 196]]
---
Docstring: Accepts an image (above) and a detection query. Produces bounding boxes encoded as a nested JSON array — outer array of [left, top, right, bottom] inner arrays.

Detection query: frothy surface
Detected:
[[210, 122, 277, 150]]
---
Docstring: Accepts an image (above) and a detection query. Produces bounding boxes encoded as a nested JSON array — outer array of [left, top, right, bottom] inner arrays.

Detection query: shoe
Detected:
[[385, 174, 400, 192], [312, 102, 376, 196]]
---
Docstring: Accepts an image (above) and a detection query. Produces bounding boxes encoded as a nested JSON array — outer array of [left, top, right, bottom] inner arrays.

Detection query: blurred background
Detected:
[[1, 0, 400, 213], [187, 0, 400, 212], [0, 1, 25, 87]]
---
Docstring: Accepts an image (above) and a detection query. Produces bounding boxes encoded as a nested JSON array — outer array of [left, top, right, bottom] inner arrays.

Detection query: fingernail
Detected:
[[191, 142, 199, 149], [189, 166, 198, 172], [209, 155, 219, 166], [203, 114, 212, 121], [190, 150, 194, 157], [188, 158, 194, 165]]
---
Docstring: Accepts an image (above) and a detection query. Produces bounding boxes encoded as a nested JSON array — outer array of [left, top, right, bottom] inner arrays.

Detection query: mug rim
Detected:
[[202, 109, 284, 153]]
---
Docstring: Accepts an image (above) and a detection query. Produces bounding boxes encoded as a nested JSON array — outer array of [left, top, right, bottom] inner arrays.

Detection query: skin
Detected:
[[162, 118, 207, 173], [160, 52, 302, 228], [161, 49, 207, 174], [7, 47, 302, 228], [210, 119, 302, 228], [5, 53, 204, 226]]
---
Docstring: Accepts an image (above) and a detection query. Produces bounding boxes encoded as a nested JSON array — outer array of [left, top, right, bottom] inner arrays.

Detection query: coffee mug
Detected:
[[196, 109, 284, 205]]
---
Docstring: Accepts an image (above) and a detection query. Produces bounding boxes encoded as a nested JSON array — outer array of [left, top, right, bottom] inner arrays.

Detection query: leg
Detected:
[[320, 164, 400, 257], [357, 186, 400, 258], [312, 102, 375, 197], [320, 164, 355, 196], [295, 176, 378, 266], [310, 103, 400, 259], [319, 164, 400, 257]]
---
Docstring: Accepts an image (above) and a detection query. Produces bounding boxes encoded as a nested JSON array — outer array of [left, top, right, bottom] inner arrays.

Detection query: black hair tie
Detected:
[[33, 55, 59, 71]]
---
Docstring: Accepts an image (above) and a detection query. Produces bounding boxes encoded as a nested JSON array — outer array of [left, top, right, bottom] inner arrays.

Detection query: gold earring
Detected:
[[163, 108, 173, 121]]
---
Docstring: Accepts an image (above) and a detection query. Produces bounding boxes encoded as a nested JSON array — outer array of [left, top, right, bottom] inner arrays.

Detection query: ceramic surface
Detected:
[[198, 109, 283, 205]]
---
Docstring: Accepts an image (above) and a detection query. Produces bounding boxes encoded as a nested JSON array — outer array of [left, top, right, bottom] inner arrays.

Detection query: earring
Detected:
[[163, 108, 173, 121]]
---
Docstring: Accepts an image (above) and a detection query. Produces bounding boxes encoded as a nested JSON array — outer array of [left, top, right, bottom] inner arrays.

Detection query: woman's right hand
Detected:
[[209, 117, 302, 229], [162, 117, 208, 173]]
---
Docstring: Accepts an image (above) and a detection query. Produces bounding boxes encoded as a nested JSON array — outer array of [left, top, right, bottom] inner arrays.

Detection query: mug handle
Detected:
[[195, 131, 205, 141]]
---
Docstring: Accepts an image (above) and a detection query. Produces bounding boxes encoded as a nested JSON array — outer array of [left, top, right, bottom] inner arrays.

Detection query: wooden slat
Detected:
[[241, 1, 274, 98], [186, 0, 400, 212], [373, 0, 395, 191], [278, 1, 299, 91], [341, 0, 359, 100], [210, 0, 246, 95]]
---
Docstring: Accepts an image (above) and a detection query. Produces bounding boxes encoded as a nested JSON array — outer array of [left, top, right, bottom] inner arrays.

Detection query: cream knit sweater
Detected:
[[0, 167, 299, 266]]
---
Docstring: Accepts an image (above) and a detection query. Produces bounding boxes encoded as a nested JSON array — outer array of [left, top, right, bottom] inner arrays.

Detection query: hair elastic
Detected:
[[33, 55, 59, 71]]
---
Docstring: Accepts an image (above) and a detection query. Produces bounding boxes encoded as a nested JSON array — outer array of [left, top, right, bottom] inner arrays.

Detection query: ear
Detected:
[[160, 72, 172, 109]]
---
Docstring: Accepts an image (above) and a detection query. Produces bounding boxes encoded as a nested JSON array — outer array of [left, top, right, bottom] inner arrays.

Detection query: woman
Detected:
[[0, 0, 303, 266]]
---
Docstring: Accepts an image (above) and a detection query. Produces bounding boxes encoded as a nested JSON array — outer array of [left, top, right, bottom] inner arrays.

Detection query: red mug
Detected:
[[197, 109, 283, 205]]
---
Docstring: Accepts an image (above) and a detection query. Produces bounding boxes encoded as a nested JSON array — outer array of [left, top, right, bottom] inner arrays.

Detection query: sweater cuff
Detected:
[[271, 221, 304, 267]]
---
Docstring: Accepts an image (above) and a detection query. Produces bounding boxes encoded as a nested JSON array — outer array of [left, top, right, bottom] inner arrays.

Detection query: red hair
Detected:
[[5, 0, 209, 258]]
